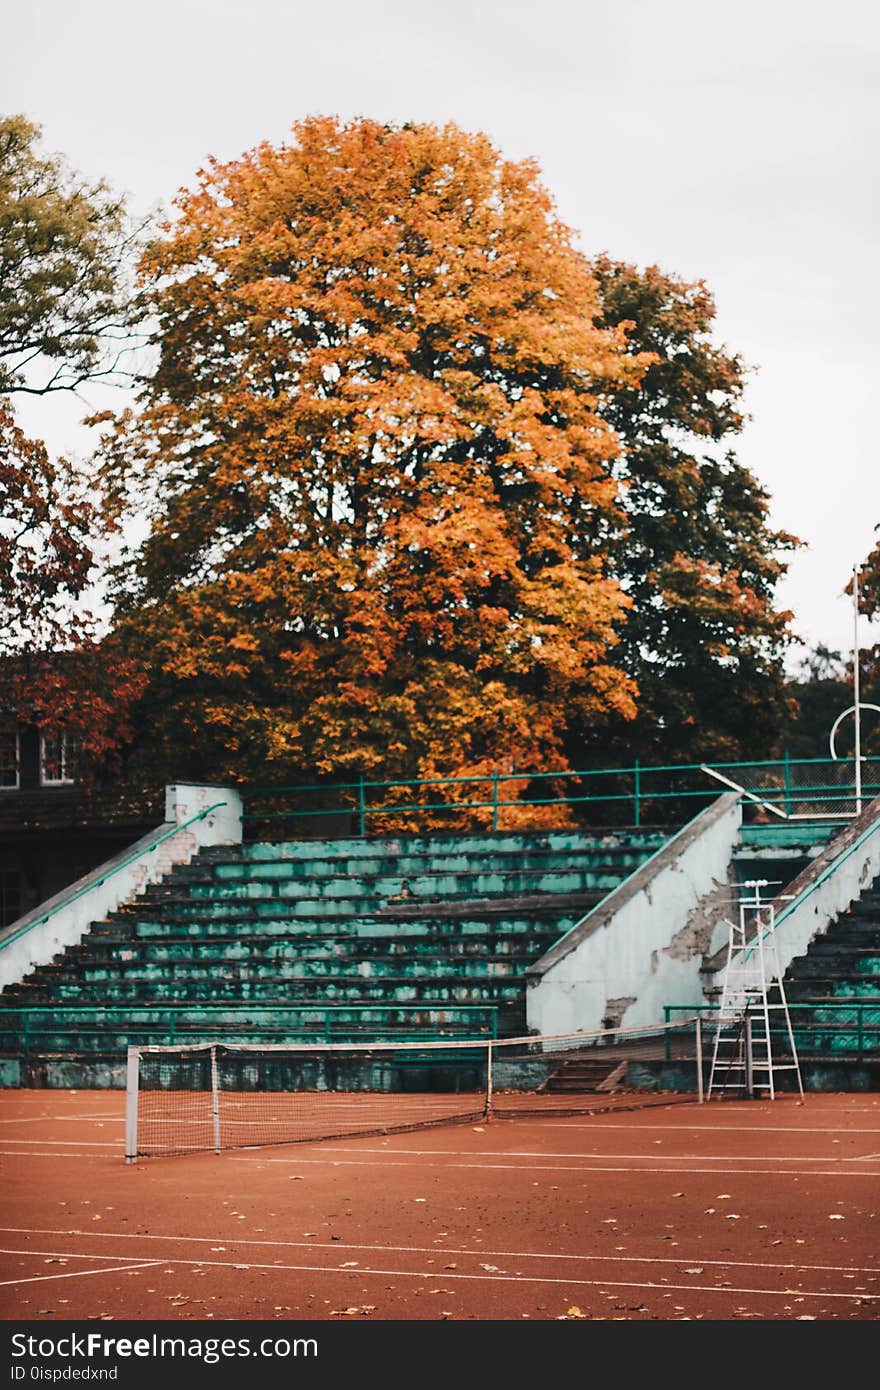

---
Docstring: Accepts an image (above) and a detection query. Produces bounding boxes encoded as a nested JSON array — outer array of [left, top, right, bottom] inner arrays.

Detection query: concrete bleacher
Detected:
[[0, 827, 670, 1082]]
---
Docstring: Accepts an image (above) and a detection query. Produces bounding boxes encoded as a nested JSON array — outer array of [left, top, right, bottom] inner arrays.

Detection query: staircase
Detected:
[[541, 1057, 627, 1094], [0, 827, 670, 1085], [780, 874, 880, 1086]]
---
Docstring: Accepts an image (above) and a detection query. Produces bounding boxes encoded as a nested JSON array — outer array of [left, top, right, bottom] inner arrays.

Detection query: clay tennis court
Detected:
[[0, 1090, 877, 1322]]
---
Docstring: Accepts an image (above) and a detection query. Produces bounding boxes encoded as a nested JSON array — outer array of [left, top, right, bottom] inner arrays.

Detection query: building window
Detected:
[[40, 732, 78, 786], [0, 733, 19, 789], [0, 870, 21, 927]]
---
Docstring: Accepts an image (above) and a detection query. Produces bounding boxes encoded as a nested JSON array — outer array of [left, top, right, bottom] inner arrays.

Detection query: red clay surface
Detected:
[[0, 1089, 877, 1322]]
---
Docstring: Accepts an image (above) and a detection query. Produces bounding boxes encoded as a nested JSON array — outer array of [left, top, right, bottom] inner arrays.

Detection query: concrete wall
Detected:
[[0, 784, 242, 992], [703, 792, 880, 992], [526, 793, 742, 1036]]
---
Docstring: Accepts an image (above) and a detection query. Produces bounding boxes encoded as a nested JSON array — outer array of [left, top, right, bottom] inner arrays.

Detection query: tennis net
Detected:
[[125, 1017, 702, 1160]]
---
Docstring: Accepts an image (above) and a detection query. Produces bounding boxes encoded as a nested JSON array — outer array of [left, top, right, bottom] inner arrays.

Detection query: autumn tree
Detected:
[[574, 257, 799, 766], [100, 118, 645, 799], [0, 402, 145, 780], [0, 115, 141, 396]]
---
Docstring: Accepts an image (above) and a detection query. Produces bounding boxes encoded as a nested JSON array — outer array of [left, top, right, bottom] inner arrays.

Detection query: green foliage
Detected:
[[0, 115, 139, 395], [572, 257, 799, 765]]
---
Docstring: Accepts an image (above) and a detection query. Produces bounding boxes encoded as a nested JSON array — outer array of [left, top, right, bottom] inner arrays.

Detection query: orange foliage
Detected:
[[100, 119, 646, 807]]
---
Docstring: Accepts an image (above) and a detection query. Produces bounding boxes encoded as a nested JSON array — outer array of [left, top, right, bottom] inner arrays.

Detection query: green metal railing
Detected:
[[663, 1003, 878, 1060], [241, 757, 880, 837], [0, 1003, 500, 1053], [0, 802, 228, 952]]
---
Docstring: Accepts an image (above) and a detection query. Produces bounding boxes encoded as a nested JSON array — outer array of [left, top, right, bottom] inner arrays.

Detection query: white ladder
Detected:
[[707, 880, 804, 1100]]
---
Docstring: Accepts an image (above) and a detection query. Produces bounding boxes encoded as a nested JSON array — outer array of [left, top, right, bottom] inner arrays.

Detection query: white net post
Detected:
[[695, 1016, 704, 1104], [124, 1046, 140, 1165], [485, 1041, 493, 1121], [211, 1045, 221, 1154]]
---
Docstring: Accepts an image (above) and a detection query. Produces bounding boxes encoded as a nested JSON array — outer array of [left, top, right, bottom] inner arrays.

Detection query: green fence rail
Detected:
[[663, 1003, 879, 1061], [241, 757, 880, 837], [0, 1004, 500, 1052]]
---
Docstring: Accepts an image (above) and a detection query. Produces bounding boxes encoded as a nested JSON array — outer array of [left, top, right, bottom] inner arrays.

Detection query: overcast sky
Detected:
[[4, 0, 879, 666]]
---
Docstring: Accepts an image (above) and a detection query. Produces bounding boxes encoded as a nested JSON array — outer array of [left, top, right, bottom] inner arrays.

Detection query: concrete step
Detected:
[[542, 1058, 625, 1093], [23, 976, 529, 1004], [224, 830, 669, 864], [117, 888, 603, 919], [104, 912, 580, 939], [168, 867, 630, 902], [56, 956, 536, 983], [111, 892, 602, 924], [190, 846, 661, 882], [68, 936, 561, 964]]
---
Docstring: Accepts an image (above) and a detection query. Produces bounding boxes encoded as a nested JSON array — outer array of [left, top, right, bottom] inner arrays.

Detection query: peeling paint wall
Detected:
[[526, 794, 742, 1035], [666, 864, 741, 962]]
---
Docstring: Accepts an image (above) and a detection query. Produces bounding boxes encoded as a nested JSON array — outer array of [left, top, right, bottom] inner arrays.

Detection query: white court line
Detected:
[[0, 1260, 162, 1289], [0, 1150, 114, 1159], [3, 1227, 876, 1278], [0, 1247, 873, 1303], [0, 1139, 118, 1147], [1, 1148, 878, 1176], [228, 1154, 880, 1178], [0, 1115, 122, 1124], [526, 1122, 880, 1134], [311, 1145, 874, 1162]]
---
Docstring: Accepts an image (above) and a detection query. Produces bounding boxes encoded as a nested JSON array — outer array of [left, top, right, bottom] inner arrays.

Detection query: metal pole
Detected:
[[634, 759, 641, 827], [492, 772, 499, 832], [744, 1013, 754, 1098], [485, 1042, 493, 1121], [211, 1045, 221, 1154], [696, 1015, 704, 1104], [854, 565, 862, 814], [124, 1046, 139, 1164]]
